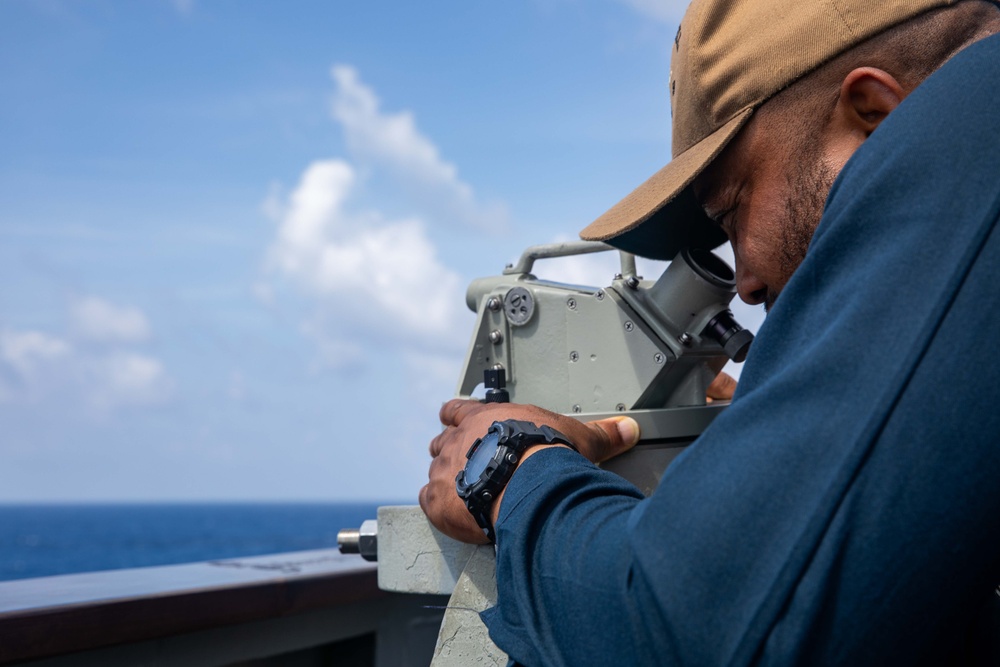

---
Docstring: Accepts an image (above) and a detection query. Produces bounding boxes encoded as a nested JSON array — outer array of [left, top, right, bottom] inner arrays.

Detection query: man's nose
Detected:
[[736, 262, 767, 306]]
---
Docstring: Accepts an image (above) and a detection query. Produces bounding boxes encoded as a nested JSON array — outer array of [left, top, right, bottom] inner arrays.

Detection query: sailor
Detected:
[[421, 0, 1000, 663]]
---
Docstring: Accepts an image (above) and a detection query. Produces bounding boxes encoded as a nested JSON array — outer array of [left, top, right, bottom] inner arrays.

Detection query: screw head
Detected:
[[625, 276, 640, 289], [569, 351, 579, 362], [615, 403, 626, 412], [482, 491, 493, 502], [487, 296, 501, 312], [624, 320, 634, 332], [654, 352, 665, 364], [678, 332, 694, 346], [572, 404, 582, 413], [489, 330, 504, 344], [595, 290, 605, 301], [506, 452, 518, 464], [613, 273, 623, 280], [566, 297, 577, 310]]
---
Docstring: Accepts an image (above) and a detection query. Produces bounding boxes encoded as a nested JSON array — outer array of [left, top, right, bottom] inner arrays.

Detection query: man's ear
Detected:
[[835, 67, 906, 136]]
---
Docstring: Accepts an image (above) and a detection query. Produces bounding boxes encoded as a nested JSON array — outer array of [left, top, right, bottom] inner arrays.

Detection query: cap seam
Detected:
[[828, 0, 858, 39]]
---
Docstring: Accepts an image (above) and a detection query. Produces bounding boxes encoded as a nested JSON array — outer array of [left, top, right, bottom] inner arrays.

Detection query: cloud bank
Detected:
[[266, 159, 467, 368], [263, 66, 494, 373], [71, 296, 151, 343], [0, 298, 170, 411]]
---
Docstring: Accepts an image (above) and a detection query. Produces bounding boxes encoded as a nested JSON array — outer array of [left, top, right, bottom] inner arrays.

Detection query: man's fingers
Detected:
[[429, 429, 451, 457], [581, 416, 641, 463], [707, 371, 738, 401], [418, 483, 430, 513], [439, 398, 485, 427]]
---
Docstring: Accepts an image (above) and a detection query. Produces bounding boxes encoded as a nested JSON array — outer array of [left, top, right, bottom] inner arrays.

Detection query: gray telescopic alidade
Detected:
[[339, 241, 755, 665], [456, 242, 751, 419]]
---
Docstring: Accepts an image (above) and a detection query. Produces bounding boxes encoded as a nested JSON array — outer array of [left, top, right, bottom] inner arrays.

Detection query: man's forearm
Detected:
[[485, 447, 653, 666]]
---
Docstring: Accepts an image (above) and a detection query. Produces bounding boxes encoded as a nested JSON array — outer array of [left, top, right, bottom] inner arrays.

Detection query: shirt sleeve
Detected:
[[482, 34, 1000, 667]]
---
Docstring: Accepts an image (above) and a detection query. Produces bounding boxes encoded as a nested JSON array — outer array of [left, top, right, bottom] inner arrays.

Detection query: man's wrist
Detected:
[[489, 443, 576, 528]]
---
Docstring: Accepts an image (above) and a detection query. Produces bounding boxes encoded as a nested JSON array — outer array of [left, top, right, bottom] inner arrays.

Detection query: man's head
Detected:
[[581, 0, 1000, 308]]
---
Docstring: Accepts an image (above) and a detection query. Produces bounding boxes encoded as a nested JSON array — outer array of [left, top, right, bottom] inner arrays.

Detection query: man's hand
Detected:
[[419, 399, 640, 544], [706, 371, 737, 403]]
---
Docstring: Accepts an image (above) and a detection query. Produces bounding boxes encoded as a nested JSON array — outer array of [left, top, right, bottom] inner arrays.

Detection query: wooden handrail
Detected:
[[0, 548, 383, 664]]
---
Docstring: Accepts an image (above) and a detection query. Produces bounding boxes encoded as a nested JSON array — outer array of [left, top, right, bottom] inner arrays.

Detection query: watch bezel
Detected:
[[455, 419, 573, 543], [455, 422, 519, 542]]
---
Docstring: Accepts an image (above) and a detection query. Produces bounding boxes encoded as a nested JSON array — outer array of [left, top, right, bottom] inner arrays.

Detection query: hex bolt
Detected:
[[654, 353, 665, 364], [572, 404, 582, 413], [487, 296, 501, 312], [338, 519, 378, 562], [595, 290, 605, 301], [615, 403, 627, 412], [678, 332, 694, 346], [569, 351, 579, 362], [489, 330, 504, 344], [624, 320, 634, 332], [625, 275, 640, 289], [566, 296, 577, 311]]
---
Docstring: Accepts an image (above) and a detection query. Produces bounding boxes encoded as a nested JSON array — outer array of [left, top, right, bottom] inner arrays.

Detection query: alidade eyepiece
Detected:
[[703, 310, 753, 362]]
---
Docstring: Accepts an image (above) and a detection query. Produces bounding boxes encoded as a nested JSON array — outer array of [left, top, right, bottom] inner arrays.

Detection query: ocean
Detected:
[[0, 502, 395, 582]]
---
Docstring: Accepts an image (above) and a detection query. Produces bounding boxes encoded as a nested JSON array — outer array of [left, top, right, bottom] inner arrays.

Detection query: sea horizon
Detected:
[[0, 501, 409, 582]]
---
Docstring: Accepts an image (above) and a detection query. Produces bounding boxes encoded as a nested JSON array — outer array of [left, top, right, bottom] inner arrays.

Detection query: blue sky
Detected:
[[0, 0, 762, 501]]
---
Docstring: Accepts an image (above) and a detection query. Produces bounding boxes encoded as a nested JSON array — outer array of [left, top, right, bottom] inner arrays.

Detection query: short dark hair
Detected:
[[764, 0, 1000, 132]]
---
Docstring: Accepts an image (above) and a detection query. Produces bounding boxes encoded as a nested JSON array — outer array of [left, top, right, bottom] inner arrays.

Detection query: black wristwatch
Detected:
[[455, 419, 574, 543]]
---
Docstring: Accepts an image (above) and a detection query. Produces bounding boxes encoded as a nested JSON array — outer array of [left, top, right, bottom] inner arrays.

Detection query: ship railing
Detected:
[[0, 548, 446, 667]]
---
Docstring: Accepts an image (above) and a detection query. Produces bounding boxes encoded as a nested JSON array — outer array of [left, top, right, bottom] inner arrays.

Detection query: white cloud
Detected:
[[0, 329, 72, 384], [266, 159, 468, 364], [330, 65, 504, 230], [71, 296, 151, 343], [0, 300, 171, 410], [83, 352, 171, 410]]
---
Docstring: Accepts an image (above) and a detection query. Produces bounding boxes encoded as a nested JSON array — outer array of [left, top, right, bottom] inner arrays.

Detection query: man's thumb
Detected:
[[585, 416, 640, 462]]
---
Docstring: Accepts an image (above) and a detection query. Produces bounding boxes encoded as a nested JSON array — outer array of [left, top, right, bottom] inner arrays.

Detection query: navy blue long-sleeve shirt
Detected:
[[483, 33, 1000, 667]]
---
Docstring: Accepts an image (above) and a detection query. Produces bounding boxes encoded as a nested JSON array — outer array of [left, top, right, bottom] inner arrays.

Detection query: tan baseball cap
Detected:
[[579, 0, 958, 260]]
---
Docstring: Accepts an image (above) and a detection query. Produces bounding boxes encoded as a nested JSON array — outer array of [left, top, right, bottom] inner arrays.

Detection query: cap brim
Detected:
[[579, 107, 754, 261]]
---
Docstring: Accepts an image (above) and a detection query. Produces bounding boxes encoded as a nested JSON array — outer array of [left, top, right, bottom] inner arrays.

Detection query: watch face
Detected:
[[466, 431, 501, 481]]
